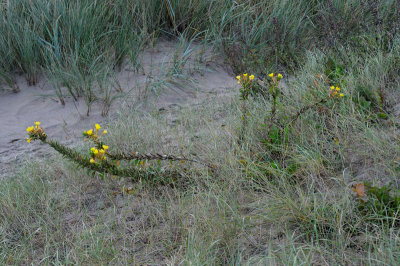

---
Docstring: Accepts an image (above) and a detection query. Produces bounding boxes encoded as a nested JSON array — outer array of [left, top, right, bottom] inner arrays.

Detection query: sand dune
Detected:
[[0, 41, 237, 177]]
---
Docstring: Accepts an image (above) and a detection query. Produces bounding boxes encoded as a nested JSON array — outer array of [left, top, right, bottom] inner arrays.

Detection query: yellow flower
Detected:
[[103, 130, 108, 135], [330, 86, 335, 90], [269, 73, 274, 78], [277, 73, 283, 79], [90, 158, 95, 164], [26, 126, 34, 133], [95, 124, 101, 131], [34, 122, 40, 126], [87, 129, 93, 136], [90, 147, 99, 155], [102, 145, 109, 150], [99, 149, 105, 155], [339, 93, 344, 97], [243, 73, 248, 77], [336, 87, 340, 91], [249, 75, 255, 80], [27, 138, 32, 143]]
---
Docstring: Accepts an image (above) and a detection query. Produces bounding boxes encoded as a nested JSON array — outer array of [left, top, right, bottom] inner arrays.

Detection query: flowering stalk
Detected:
[[240, 72, 345, 148], [236, 73, 255, 144], [265, 73, 283, 133], [82, 123, 213, 169], [289, 86, 344, 125], [26, 122, 214, 182], [44, 139, 179, 183]]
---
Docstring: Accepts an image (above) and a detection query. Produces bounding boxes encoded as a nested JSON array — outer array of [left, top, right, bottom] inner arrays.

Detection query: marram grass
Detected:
[[9, 57, 400, 263], [25, 73, 346, 184]]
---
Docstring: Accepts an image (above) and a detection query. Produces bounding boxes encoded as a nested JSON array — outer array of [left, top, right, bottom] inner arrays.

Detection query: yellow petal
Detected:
[[336, 87, 340, 91], [249, 75, 255, 80], [269, 73, 274, 78], [103, 130, 108, 134], [339, 93, 344, 97], [34, 122, 40, 126], [90, 158, 95, 163], [236, 75, 241, 80], [95, 124, 101, 130], [102, 145, 109, 150], [87, 129, 93, 136], [27, 138, 31, 143], [330, 86, 335, 90]]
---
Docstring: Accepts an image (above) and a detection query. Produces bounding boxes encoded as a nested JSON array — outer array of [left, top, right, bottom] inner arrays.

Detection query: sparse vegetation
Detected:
[[1, 0, 400, 264]]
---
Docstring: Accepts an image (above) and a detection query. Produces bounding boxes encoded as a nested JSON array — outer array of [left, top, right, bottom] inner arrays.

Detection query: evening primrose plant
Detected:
[[236, 72, 345, 154], [237, 73, 255, 143], [26, 122, 209, 183]]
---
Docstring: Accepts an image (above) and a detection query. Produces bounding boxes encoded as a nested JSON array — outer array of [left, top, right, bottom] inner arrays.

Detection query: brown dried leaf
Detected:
[[352, 183, 366, 197]]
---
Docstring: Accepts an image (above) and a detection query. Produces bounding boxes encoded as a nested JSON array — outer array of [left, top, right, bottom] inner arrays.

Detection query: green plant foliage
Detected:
[[356, 182, 400, 224], [26, 122, 211, 183]]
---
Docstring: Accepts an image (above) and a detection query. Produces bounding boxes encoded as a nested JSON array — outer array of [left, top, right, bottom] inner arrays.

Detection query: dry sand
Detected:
[[0, 40, 238, 177]]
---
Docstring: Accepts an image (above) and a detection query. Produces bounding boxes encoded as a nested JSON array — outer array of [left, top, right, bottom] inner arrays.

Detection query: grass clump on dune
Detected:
[[6, 47, 400, 263], [1, 0, 400, 264]]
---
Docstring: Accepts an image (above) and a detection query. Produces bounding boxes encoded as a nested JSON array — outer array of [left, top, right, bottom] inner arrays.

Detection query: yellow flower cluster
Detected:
[[83, 123, 107, 141], [268, 73, 283, 80], [83, 123, 112, 164], [89, 144, 109, 164], [26, 121, 47, 143], [329, 86, 344, 98], [236, 73, 255, 85]]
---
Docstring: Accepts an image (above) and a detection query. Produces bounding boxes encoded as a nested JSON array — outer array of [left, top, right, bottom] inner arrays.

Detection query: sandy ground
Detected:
[[0, 40, 237, 177]]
